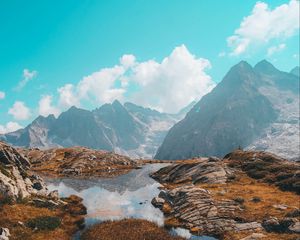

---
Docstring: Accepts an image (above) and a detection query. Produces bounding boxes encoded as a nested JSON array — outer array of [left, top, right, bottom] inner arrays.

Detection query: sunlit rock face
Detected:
[[155, 60, 299, 160], [0, 141, 48, 200]]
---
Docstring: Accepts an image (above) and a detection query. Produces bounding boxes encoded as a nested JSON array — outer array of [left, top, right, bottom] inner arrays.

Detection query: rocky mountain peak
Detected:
[[254, 59, 279, 75]]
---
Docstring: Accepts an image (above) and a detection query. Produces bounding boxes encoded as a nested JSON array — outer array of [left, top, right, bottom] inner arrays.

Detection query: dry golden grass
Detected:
[[81, 219, 184, 240], [199, 172, 300, 222], [0, 195, 85, 240]]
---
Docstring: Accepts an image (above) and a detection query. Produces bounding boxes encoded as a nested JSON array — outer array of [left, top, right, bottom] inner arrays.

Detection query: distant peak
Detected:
[[254, 60, 278, 74], [69, 105, 79, 111], [112, 99, 122, 106], [233, 61, 253, 71], [290, 66, 300, 77]]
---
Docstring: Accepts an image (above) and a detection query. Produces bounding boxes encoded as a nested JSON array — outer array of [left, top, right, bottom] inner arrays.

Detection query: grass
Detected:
[[0, 194, 85, 240], [80, 219, 185, 240]]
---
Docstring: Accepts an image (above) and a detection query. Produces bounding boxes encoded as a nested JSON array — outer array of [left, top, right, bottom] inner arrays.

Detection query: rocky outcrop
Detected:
[[151, 157, 233, 184], [151, 150, 300, 239], [224, 150, 300, 194], [0, 141, 48, 200], [0, 228, 10, 240], [152, 186, 261, 237], [20, 146, 138, 177]]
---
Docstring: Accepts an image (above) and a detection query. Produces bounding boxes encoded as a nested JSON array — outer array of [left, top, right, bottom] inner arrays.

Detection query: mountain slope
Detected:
[[1, 101, 192, 158], [155, 60, 299, 160], [290, 66, 300, 77]]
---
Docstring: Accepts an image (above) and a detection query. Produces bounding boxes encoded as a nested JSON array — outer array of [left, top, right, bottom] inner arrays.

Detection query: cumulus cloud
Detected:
[[38, 95, 60, 117], [120, 54, 136, 68], [15, 69, 38, 91], [267, 43, 286, 56], [58, 84, 80, 108], [227, 0, 299, 55], [0, 122, 23, 134], [0, 91, 5, 100], [129, 45, 215, 112], [56, 45, 215, 113], [8, 101, 31, 120]]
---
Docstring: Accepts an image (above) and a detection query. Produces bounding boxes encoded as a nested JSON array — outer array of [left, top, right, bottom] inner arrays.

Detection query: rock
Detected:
[[151, 197, 165, 209], [152, 185, 242, 236], [233, 197, 245, 204], [262, 217, 299, 233], [235, 222, 262, 231], [0, 228, 10, 240], [32, 198, 59, 209], [262, 217, 280, 232], [273, 204, 288, 210], [150, 159, 234, 185], [0, 142, 48, 201], [48, 190, 59, 200], [289, 220, 300, 233], [286, 209, 300, 218], [241, 233, 266, 240]]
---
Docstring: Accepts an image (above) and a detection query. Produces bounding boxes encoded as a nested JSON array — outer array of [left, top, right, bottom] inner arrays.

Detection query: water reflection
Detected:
[[46, 164, 216, 240], [46, 164, 167, 226]]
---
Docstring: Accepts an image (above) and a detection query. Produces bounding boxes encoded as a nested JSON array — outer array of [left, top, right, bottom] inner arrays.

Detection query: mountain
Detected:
[[290, 66, 300, 77], [0, 101, 194, 158], [155, 60, 300, 160]]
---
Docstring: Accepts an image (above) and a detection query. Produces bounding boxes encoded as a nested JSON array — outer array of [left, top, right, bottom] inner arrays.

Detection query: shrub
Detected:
[[26, 216, 61, 231]]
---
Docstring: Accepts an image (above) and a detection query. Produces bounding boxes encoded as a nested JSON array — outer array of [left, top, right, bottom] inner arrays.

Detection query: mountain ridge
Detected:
[[0, 101, 194, 158]]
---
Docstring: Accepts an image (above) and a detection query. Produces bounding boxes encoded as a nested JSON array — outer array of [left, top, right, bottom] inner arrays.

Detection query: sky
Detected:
[[0, 0, 299, 133]]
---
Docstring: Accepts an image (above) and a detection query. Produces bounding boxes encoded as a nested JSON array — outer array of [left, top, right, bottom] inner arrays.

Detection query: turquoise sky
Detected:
[[0, 0, 299, 130]]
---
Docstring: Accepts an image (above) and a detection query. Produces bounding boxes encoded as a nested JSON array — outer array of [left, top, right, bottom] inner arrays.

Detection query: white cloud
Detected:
[[129, 45, 215, 113], [0, 122, 23, 134], [227, 0, 300, 55], [38, 95, 60, 117], [77, 66, 126, 104], [0, 91, 5, 100], [8, 101, 31, 120], [58, 84, 80, 108], [267, 43, 286, 56], [55, 45, 215, 113], [120, 54, 136, 68], [15, 69, 38, 91]]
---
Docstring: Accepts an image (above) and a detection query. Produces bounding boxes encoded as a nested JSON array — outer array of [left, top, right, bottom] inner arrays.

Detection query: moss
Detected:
[[26, 216, 61, 231]]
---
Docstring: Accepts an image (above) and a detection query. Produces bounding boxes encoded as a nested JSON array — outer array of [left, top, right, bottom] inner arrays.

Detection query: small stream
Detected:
[[46, 164, 216, 240]]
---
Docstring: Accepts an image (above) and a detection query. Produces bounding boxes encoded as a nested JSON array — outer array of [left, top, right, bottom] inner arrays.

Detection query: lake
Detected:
[[46, 164, 216, 240]]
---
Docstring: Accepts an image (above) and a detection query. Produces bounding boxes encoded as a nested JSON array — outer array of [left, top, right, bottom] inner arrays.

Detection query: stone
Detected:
[[235, 222, 262, 231], [151, 197, 165, 209], [273, 204, 288, 210], [241, 233, 266, 240], [289, 220, 300, 233], [0, 228, 10, 240], [150, 159, 234, 185], [0, 142, 48, 201], [48, 190, 59, 200]]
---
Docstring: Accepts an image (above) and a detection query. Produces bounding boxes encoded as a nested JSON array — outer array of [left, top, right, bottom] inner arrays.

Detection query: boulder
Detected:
[[0, 141, 48, 201], [151, 197, 165, 209], [0, 228, 10, 240]]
